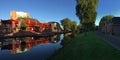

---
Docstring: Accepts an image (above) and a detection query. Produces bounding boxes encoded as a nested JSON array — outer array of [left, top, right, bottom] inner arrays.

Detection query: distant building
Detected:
[[49, 22, 62, 32], [101, 17, 120, 35], [10, 10, 30, 20], [0, 19, 21, 34], [109, 17, 120, 35]]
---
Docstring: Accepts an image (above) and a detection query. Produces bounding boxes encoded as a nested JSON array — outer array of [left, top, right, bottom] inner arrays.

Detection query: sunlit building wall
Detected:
[[10, 10, 30, 20]]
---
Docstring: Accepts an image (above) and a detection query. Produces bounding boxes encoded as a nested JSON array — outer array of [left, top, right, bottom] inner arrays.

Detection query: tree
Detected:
[[71, 21, 77, 32], [76, 0, 99, 32], [76, 24, 82, 33], [17, 17, 27, 30], [61, 18, 71, 31], [99, 15, 114, 27], [17, 17, 39, 22], [61, 18, 77, 32]]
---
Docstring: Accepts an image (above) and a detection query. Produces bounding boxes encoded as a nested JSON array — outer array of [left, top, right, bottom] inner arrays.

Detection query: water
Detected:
[[0, 34, 64, 60]]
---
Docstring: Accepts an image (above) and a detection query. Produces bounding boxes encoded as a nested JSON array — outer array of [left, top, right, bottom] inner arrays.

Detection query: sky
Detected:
[[0, 0, 120, 25]]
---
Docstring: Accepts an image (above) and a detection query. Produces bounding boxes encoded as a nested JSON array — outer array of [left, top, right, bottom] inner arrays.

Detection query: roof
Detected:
[[1, 20, 19, 24], [111, 17, 120, 24], [25, 20, 41, 25]]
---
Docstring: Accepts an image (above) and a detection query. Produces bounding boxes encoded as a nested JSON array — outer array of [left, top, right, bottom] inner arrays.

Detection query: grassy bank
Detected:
[[47, 32, 120, 60]]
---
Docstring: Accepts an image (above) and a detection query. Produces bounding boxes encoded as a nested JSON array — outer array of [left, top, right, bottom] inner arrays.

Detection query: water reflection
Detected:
[[50, 34, 61, 43], [0, 34, 61, 54], [61, 33, 76, 46]]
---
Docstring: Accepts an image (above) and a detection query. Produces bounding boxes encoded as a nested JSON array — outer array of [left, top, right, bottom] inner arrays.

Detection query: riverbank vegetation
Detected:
[[47, 32, 120, 60]]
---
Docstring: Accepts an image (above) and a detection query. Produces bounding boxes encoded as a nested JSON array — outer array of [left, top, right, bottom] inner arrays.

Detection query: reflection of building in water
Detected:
[[0, 37, 50, 54], [64, 32, 72, 37], [50, 34, 60, 43], [0, 34, 61, 54], [11, 39, 29, 54]]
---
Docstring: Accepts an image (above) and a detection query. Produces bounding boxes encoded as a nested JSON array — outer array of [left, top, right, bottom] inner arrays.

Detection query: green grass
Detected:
[[47, 32, 120, 60]]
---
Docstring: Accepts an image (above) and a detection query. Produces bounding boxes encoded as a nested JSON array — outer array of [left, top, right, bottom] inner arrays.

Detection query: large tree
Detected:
[[76, 0, 99, 32]]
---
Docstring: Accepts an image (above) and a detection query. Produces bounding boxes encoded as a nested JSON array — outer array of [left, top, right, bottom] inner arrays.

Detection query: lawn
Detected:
[[47, 32, 120, 60]]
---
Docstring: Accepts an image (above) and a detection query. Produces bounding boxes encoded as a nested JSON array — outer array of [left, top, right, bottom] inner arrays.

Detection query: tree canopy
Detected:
[[17, 17, 39, 22], [71, 21, 77, 31], [61, 18, 71, 31], [76, 0, 99, 32], [61, 18, 77, 32]]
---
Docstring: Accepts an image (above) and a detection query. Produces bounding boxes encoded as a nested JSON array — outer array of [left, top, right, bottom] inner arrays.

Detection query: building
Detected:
[[10, 10, 30, 20], [101, 17, 120, 35], [0, 19, 21, 34], [25, 20, 62, 33], [49, 22, 62, 32], [110, 17, 120, 35]]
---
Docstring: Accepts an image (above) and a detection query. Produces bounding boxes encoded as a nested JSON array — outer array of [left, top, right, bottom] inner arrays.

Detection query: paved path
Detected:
[[95, 31, 120, 50]]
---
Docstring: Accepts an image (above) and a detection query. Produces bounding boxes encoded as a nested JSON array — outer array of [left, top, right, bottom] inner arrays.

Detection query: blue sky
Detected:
[[0, 0, 120, 25], [96, 0, 120, 25]]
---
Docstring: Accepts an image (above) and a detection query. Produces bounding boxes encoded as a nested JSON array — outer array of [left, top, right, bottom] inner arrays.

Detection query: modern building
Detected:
[[10, 10, 30, 20]]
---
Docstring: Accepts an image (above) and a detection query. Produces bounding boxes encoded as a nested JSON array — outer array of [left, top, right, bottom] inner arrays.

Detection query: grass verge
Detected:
[[47, 32, 120, 60]]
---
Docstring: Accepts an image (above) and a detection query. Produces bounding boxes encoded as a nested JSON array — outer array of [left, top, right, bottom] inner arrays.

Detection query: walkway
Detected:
[[95, 31, 120, 50]]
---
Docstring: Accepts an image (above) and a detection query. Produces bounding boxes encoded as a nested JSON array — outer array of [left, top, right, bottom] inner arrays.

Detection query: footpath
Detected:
[[95, 31, 120, 50]]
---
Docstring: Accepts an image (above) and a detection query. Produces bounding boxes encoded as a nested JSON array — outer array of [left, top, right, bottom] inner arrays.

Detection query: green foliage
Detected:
[[71, 21, 77, 32], [76, 0, 99, 32], [17, 17, 39, 22], [21, 20, 26, 30], [61, 34, 72, 46], [76, 24, 82, 33], [61, 18, 77, 32], [99, 15, 114, 27], [29, 18, 39, 22], [61, 18, 72, 31], [17, 17, 27, 30]]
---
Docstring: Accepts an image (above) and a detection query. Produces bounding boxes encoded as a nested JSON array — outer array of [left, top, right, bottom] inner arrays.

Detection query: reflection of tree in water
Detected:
[[50, 34, 61, 43], [21, 41, 26, 51], [61, 33, 76, 46]]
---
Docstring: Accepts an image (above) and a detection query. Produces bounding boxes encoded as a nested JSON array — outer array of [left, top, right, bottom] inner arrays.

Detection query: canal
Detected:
[[0, 34, 64, 60]]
